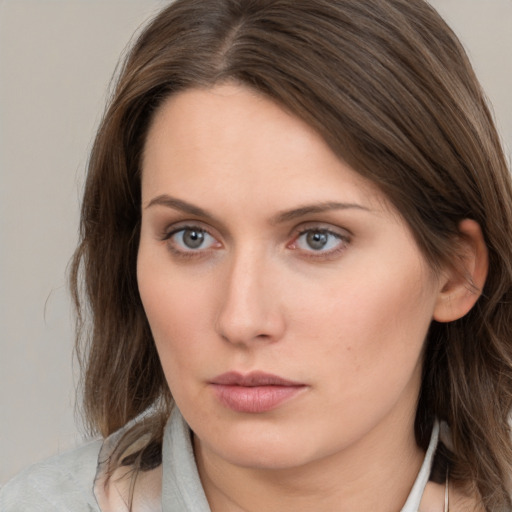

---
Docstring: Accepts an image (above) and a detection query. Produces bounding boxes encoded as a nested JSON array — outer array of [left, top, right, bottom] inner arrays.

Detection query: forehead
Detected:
[[142, 84, 385, 208], [143, 84, 327, 175]]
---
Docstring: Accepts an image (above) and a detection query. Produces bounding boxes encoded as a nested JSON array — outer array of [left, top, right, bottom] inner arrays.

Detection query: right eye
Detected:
[[163, 226, 221, 255]]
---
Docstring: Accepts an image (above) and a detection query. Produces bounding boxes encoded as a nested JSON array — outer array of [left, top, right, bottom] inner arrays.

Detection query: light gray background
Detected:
[[1, 0, 511, 485]]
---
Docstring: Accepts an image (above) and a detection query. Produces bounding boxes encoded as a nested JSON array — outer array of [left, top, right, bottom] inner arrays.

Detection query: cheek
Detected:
[[141, 281, 207, 340], [137, 253, 217, 383], [292, 260, 437, 391], [296, 267, 432, 336]]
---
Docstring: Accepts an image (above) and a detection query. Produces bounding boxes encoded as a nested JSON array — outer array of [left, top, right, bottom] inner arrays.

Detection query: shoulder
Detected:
[[0, 438, 103, 512]]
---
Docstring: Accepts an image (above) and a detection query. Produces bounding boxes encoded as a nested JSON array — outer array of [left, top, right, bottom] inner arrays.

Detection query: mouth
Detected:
[[209, 371, 307, 413]]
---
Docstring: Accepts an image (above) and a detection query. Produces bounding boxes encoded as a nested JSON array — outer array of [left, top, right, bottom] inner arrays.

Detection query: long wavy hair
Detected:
[[71, 0, 512, 509]]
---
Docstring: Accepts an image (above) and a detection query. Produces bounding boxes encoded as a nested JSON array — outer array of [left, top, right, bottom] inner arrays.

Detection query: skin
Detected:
[[137, 83, 486, 512]]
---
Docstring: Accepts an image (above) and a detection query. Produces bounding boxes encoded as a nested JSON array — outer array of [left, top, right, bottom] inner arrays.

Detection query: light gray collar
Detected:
[[162, 408, 210, 512], [162, 408, 439, 512], [400, 421, 440, 512]]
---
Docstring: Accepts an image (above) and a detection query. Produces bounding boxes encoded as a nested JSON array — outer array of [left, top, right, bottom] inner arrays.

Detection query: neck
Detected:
[[195, 413, 425, 512]]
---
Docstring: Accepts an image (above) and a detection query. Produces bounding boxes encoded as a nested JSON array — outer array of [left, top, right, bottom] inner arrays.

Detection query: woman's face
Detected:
[[138, 84, 444, 470]]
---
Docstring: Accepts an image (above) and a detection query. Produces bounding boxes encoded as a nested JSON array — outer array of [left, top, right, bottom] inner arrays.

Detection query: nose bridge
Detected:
[[216, 243, 284, 345]]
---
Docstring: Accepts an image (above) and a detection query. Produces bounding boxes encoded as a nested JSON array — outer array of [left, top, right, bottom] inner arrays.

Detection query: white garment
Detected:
[[0, 408, 439, 511]]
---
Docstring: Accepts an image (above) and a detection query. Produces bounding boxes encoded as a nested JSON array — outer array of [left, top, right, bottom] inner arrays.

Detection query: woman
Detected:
[[2, 0, 512, 510]]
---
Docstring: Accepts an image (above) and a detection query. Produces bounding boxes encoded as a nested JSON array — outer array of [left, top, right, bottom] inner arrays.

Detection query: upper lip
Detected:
[[210, 371, 304, 387]]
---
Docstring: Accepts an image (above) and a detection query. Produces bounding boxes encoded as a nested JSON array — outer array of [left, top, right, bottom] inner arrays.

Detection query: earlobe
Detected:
[[433, 219, 489, 323]]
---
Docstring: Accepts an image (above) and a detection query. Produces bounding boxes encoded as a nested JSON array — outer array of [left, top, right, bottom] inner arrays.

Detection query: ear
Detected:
[[433, 219, 489, 323]]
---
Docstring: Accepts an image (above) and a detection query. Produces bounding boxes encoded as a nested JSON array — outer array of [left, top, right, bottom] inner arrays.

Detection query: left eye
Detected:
[[294, 229, 345, 252], [167, 227, 218, 251]]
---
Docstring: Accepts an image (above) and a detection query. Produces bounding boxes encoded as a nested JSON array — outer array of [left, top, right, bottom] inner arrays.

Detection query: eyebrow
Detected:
[[271, 201, 371, 224], [145, 194, 370, 223], [145, 194, 216, 220]]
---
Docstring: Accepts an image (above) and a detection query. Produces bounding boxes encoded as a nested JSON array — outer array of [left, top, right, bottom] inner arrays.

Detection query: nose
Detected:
[[215, 248, 286, 346]]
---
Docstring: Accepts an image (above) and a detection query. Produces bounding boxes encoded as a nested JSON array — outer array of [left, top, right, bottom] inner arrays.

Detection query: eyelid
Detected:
[[286, 223, 352, 259], [161, 220, 217, 240], [289, 221, 352, 240], [158, 219, 351, 260], [161, 222, 223, 258]]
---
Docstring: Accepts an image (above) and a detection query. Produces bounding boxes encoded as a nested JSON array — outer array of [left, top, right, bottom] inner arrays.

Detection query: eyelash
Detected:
[[161, 224, 351, 260], [288, 227, 350, 260], [161, 224, 220, 259]]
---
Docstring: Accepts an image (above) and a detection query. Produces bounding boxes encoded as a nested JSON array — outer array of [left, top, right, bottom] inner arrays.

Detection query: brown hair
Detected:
[[71, 0, 512, 509]]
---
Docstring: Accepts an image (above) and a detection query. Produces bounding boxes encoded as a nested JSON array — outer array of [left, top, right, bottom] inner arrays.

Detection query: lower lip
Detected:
[[211, 384, 305, 413]]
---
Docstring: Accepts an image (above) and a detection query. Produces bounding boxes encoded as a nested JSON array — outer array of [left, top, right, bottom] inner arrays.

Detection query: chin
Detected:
[[196, 424, 322, 471], [220, 444, 312, 470]]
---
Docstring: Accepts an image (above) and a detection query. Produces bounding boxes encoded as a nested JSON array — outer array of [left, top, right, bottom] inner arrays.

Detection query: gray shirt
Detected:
[[0, 408, 439, 511]]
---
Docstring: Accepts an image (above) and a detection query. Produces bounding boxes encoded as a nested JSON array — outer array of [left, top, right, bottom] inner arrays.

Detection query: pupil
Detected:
[[307, 231, 328, 250], [183, 229, 204, 249]]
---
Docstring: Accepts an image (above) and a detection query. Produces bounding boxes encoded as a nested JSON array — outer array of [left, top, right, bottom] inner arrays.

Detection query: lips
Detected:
[[210, 371, 306, 413], [211, 371, 303, 387]]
